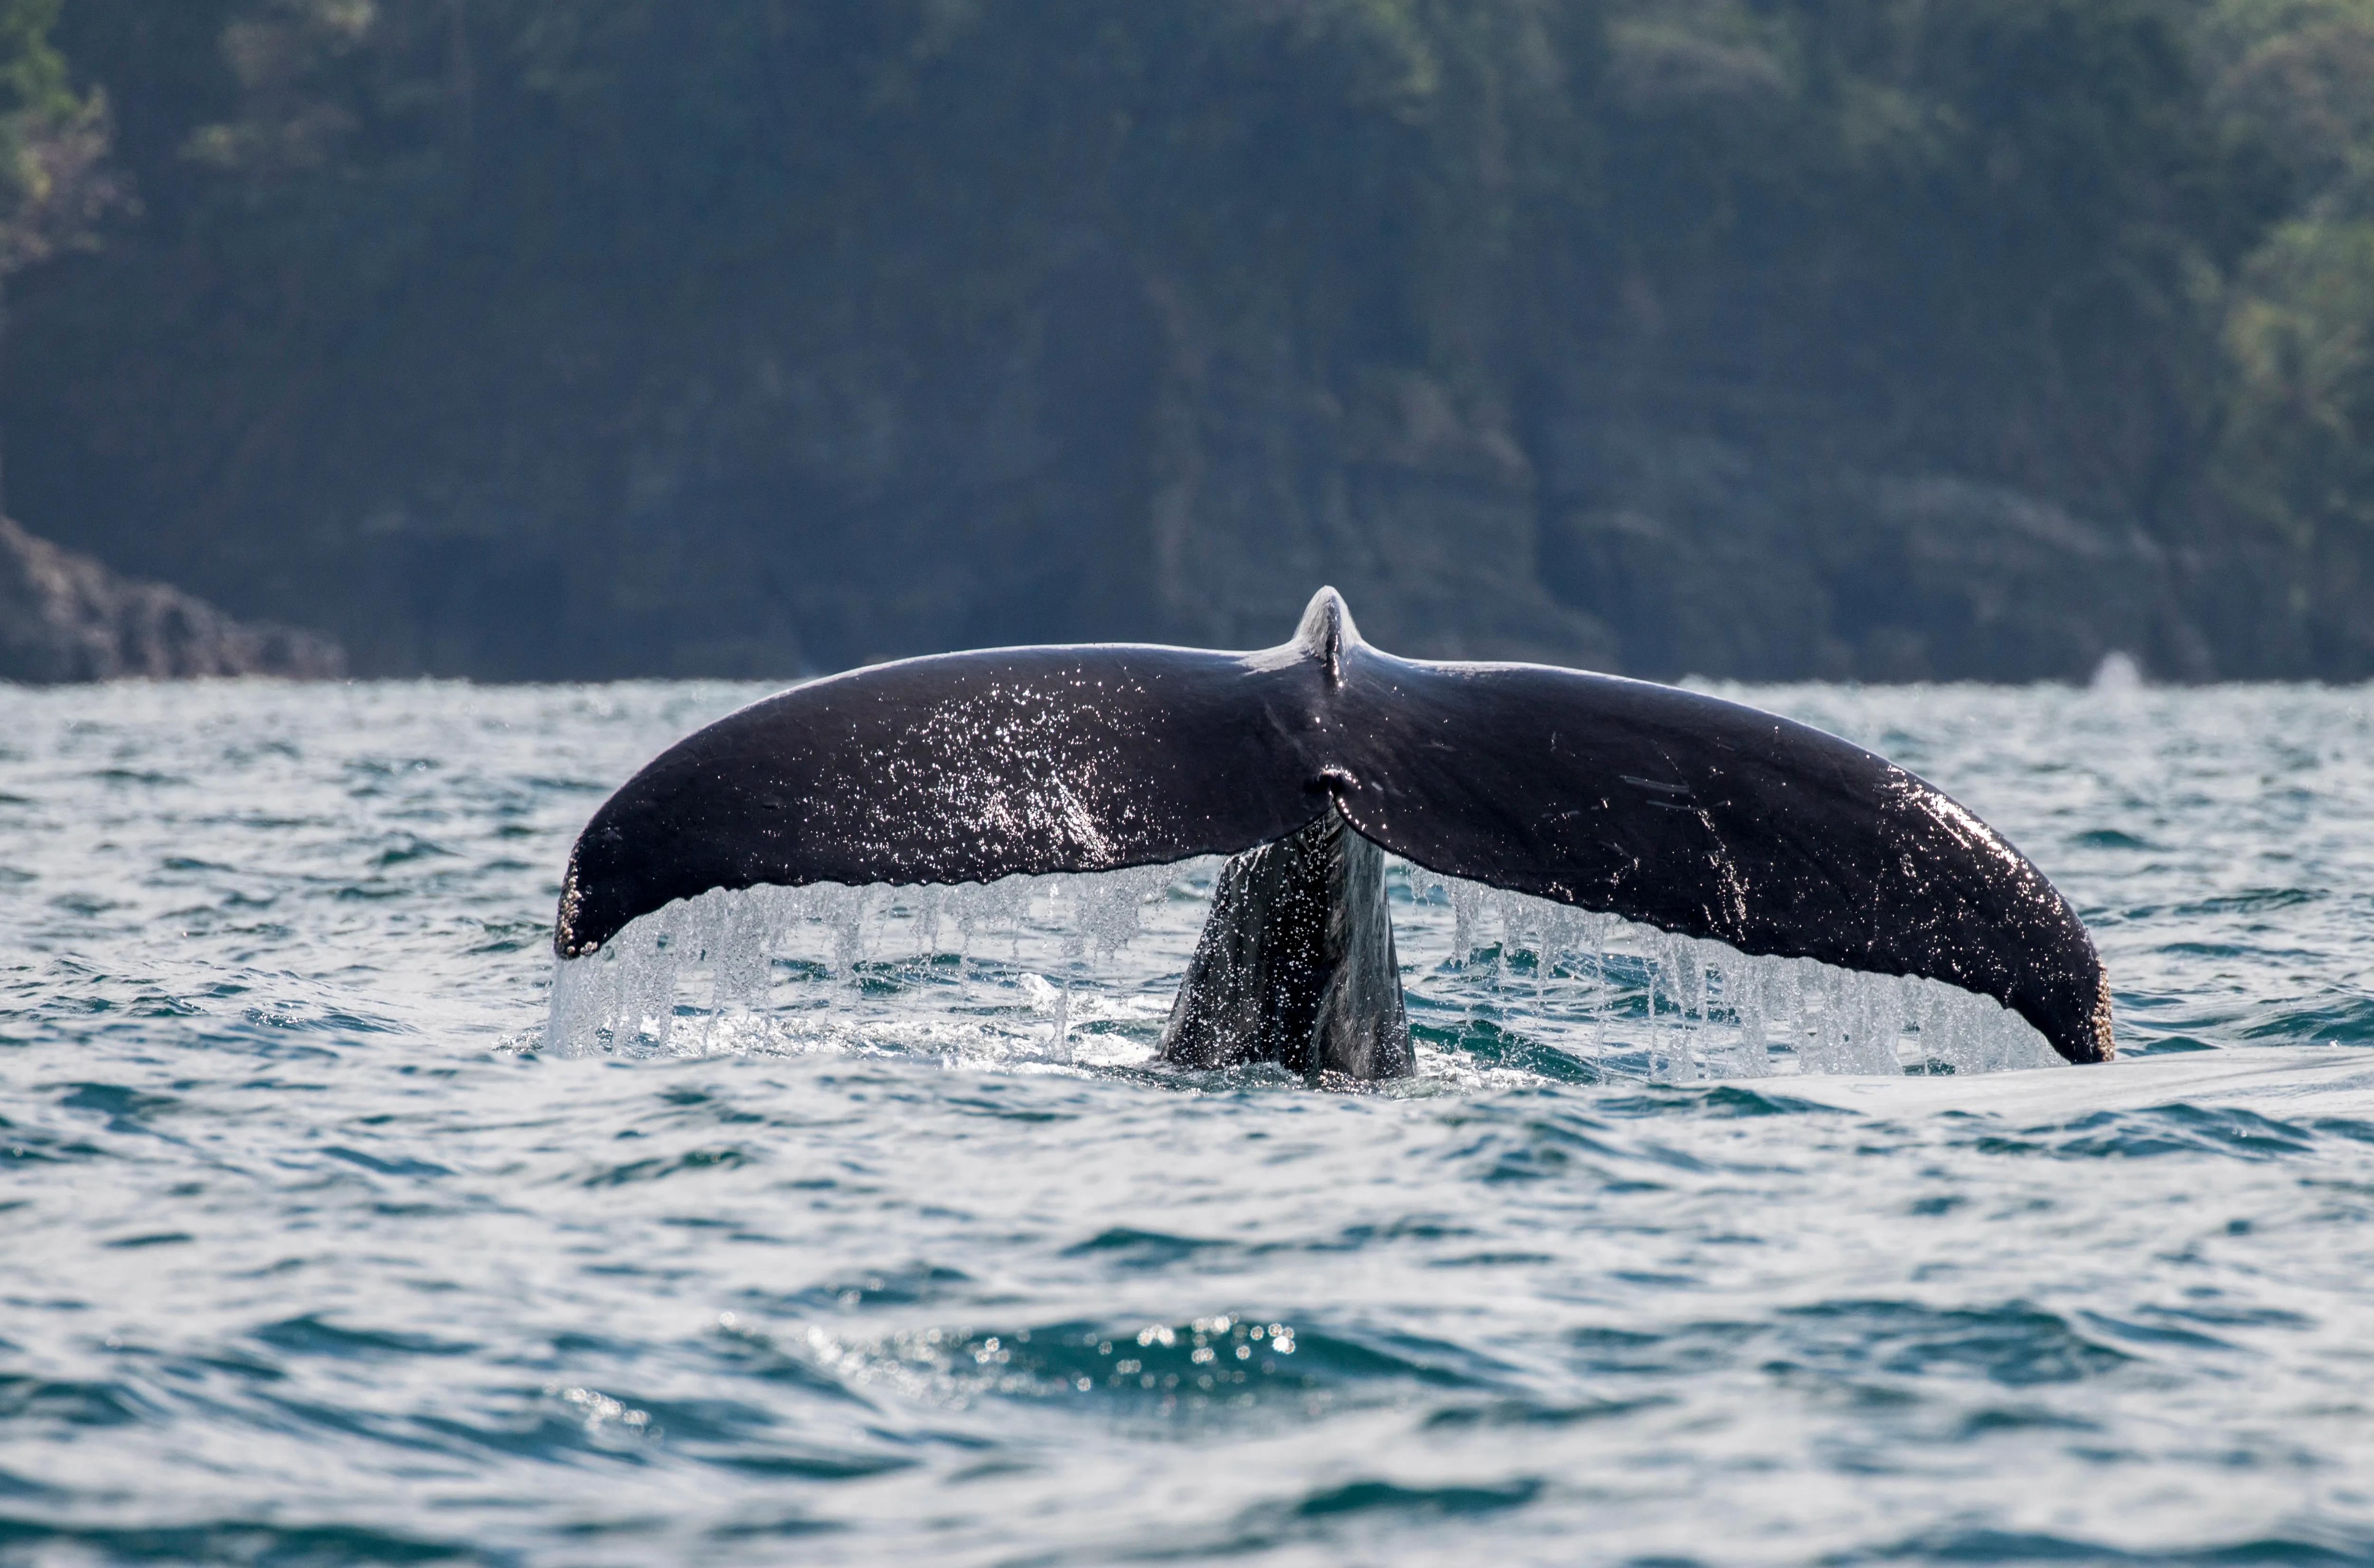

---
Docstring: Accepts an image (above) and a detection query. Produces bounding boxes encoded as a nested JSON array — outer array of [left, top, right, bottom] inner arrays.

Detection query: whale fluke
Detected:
[[556, 587, 2113, 1068]]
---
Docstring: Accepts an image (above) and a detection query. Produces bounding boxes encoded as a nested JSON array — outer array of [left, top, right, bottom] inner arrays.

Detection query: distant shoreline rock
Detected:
[[0, 516, 345, 683]]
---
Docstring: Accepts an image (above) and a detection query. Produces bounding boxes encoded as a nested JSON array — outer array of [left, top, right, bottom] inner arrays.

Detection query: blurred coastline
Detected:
[[3, 1, 2372, 682]]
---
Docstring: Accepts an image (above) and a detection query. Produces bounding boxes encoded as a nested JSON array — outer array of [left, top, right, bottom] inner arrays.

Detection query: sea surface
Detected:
[[5, 678, 2374, 1567]]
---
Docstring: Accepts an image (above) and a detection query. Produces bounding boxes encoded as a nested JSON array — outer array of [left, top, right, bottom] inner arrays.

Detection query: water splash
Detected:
[[2090, 650, 2145, 693], [546, 858, 2057, 1080]]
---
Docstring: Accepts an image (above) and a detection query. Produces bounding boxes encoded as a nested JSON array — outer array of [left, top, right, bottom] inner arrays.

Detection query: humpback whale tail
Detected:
[[556, 587, 2112, 1073]]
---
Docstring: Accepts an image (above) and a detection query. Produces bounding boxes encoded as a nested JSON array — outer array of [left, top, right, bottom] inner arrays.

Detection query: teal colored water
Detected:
[[5, 680, 2374, 1566]]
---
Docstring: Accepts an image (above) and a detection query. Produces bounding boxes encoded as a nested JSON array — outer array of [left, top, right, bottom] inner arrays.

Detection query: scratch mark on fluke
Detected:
[[554, 586, 2114, 1069]]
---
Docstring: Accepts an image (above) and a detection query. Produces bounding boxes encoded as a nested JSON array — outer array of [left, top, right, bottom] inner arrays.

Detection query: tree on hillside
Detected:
[[0, 0, 121, 517], [2198, 1, 2374, 657]]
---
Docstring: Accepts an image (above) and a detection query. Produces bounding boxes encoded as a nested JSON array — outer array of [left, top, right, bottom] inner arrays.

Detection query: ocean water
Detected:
[[5, 678, 2374, 1567]]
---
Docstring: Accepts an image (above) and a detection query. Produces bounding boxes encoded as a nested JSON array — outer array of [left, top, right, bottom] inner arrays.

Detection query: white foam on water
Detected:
[[544, 857, 2061, 1080]]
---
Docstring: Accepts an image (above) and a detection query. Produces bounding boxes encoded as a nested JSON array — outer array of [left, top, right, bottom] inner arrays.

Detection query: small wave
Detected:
[[86, 768, 188, 788], [0, 1520, 487, 1566], [1830, 1525, 2374, 1564], [0, 1130, 108, 1167], [2171, 888, 2324, 918], [751, 1263, 977, 1314], [2242, 993, 2374, 1046], [54, 1082, 179, 1134], [1595, 1082, 1850, 1118], [2120, 1033, 2220, 1055], [1973, 1104, 2320, 1162], [762, 1312, 1501, 1423], [1060, 1228, 1234, 1267], [0, 1375, 152, 1429], [251, 1315, 479, 1362], [1422, 1394, 1672, 1429], [320, 1145, 455, 1180], [706, 1512, 848, 1543], [520, 774, 610, 794], [1072, 1477, 1548, 1564], [1414, 1017, 1600, 1083], [576, 1145, 754, 1187], [371, 837, 455, 868], [1771, 1299, 2135, 1389], [237, 1002, 411, 1037]]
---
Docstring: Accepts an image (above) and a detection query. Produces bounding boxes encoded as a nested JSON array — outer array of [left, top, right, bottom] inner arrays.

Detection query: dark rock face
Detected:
[[1533, 424, 2242, 683], [0, 516, 344, 683], [3, 250, 2292, 683], [1149, 360, 1614, 668]]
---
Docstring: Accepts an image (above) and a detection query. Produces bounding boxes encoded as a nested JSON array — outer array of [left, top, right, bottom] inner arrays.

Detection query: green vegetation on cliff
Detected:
[[2, 0, 2369, 678]]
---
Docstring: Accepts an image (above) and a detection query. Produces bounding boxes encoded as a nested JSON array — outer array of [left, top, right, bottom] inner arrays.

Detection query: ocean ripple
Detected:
[[3, 680, 2374, 1565]]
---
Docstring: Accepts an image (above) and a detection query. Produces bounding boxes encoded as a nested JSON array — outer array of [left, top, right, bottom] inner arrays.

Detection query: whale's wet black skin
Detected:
[[1159, 804, 1412, 1079], [556, 588, 2113, 1071]]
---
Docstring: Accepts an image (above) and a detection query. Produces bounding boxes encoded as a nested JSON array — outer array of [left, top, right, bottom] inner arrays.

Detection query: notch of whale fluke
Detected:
[[555, 585, 2115, 1070]]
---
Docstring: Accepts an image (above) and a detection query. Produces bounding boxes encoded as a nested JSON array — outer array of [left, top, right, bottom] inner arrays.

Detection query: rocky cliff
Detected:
[[7, 245, 2281, 684], [0, 516, 345, 683], [8, 0, 2343, 685]]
